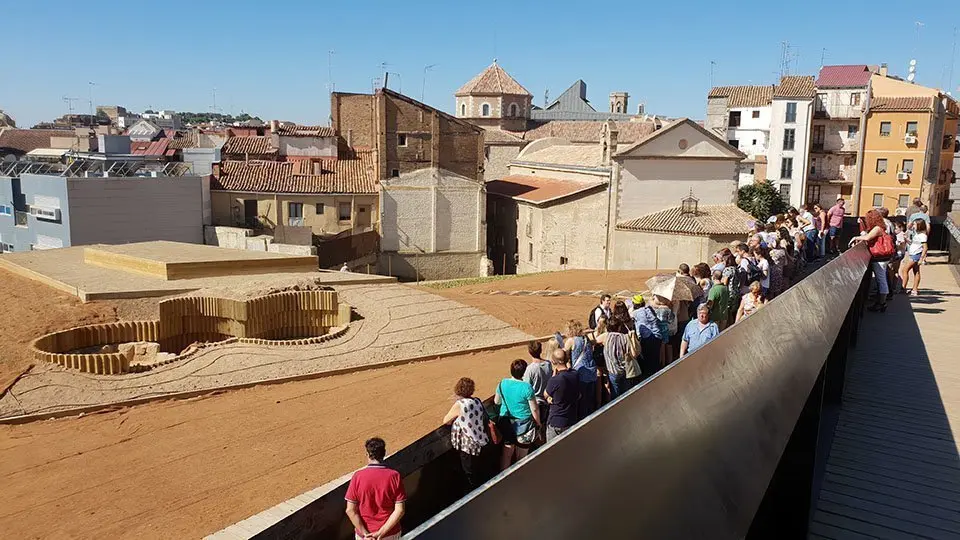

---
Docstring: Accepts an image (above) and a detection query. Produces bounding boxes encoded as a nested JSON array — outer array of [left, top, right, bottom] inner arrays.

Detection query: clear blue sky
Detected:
[[2, 0, 958, 128]]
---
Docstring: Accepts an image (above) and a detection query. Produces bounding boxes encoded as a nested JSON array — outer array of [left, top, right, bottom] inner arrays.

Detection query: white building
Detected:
[[767, 76, 816, 207], [705, 85, 774, 186]]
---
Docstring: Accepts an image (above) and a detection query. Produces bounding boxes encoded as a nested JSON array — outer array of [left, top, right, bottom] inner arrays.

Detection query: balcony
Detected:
[[810, 136, 860, 155], [14, 211, 28, 227], [808, 165, 856, 184]]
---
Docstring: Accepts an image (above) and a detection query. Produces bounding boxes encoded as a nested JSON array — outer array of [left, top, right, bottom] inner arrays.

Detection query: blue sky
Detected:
[[2, 0, 958, 128]]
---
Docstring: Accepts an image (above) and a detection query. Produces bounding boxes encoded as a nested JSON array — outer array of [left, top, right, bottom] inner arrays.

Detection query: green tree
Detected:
[[737, 182, 789, 222]]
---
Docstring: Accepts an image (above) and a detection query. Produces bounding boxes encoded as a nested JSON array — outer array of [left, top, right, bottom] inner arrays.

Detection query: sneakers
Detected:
[[909, 290, 918, 297]]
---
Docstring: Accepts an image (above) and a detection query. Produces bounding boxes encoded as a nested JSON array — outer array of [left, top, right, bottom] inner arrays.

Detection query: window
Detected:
[[484, 146, 490, 159], [898, 194, 910, 208], [785, 102, 797, 123], [509, 103, 519, 117], [728, 139, 739, 148], [728, 111, 741, 127], [810, 157, 818, 175], [288, 202, 303, 218], [751, 139, 757, 145], [779, 184, 791, 203], [902, 159, 914, 173], [906, 121, 918, 135], [812, 125, 825, 150], [481, 103, 491, 117], [872, 193, 883, 207], [338, 202, 352, 221], [0, 205, 11, 216], [815, 94, 826, 113], [780, 157, 793, 179], [616, 103, 622, 113], [783, 128, 795, 150], [879, 122, 891, 137], [460, 103, 466, 116], [391, 169, 400, 177], [315, 203, 324, 215], [752, 110, 760, 119], [847, 124, 858, 138], [876, 158, 888, 173], [398, 133, 407, 147], [527, 242, 533, 262], [807, 185, 821, 203], [850, 93, 861, 106]]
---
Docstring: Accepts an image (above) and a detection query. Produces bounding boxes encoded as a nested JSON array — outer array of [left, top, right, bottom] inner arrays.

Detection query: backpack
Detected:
[[588, 305, 603, 329], [869, 233, 895, 260], [740, 259, 763, 285]]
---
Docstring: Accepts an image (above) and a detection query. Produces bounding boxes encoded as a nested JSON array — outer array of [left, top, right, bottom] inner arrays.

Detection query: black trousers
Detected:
[[459, 450, 482, 491]]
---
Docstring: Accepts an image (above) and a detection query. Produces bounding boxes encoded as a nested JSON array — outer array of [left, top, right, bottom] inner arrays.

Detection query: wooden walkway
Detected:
[[809, 260, 960, 539]]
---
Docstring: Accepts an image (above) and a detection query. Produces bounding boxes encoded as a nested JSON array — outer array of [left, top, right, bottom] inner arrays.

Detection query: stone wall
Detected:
[[609, 230, 741, 271], [31, 321, 159, 374], [204, 226, 317, 256], [378, 251, 485, 281]]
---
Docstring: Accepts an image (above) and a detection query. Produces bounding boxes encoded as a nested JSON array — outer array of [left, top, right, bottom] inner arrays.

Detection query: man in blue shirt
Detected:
[[679, 304, 720, 357], [631, 294, 664, 378]]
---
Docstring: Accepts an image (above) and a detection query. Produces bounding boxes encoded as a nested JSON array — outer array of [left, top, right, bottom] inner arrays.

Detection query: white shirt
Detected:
[[908, 232, 927, 256], [800, 211, 816, 232], [756, 258, 770, 289]]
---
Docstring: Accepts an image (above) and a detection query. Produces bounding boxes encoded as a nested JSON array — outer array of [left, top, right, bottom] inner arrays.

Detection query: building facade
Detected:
[[705, 84, 774, 187], [767, 76, 815, 207], [455, 62, 533, 132]]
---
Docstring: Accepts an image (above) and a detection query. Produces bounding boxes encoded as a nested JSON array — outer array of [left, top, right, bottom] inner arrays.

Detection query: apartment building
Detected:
[[767, 76, 815, 207], [859, 75, 959, 216], [807, 65, 872, 205], [705, 84, 773, 186]]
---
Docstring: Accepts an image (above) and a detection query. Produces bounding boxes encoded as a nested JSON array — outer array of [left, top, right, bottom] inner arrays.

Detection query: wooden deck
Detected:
[[809, 261, 960, 539]]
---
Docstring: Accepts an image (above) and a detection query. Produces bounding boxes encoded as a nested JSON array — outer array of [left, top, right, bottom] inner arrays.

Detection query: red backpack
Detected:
[[869, 233, 895, 259]]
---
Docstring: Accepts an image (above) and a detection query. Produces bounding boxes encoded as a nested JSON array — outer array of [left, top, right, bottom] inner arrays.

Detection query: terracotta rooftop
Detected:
[[129, 138, 174, 157], [0, 128, 74, 154], [517, 120, 658, 144], [517, 143, 605, 169], [213, 150, 376, 194], [221, 136, 277, 156], [455, 62, 531, 97], [483, 128, 525, 144], [707, 85, 774, 108], [816, 65, 873, 88], [486, 175, 606, 205], [870, 96, 936, 112], [617, 204, 756, 236], [774, 75, 816, 98], [274, 125, 335, 137], [166, 131, 199, 150]]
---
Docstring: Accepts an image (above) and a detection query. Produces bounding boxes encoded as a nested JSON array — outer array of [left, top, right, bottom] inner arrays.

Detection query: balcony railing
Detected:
[[14, 211, 28, 227]]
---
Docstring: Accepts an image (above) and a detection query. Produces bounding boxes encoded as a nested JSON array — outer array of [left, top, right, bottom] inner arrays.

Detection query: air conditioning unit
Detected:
[[29, 207, 61, 221], [897, 171, 910, 181], [904, 134, 918, 144]]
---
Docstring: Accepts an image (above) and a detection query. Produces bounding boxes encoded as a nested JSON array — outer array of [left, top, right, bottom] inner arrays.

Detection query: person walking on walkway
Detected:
[[544, 349, 579, 442], [850, 209, 894, 312], [899, 219, 929, 297], [345, 438, 407, 540], [442, 378, 490, 491]]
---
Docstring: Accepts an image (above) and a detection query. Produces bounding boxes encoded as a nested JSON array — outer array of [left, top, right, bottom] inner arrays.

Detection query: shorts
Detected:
[[828, 226, 839, 238], [909, 253, 922, 263]]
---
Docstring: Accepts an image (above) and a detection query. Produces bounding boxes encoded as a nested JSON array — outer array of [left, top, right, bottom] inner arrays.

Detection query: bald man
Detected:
[[544, 349, 579, 442]]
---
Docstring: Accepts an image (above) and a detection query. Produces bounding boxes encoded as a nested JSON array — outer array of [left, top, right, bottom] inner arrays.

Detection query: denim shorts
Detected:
[[910, 253, 922, 262], [828, 226, 839, 238]]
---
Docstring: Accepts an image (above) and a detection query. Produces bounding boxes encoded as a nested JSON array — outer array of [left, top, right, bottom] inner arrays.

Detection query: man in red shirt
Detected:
[[826, 197, 846, 255], [345, 438, 407, 539]]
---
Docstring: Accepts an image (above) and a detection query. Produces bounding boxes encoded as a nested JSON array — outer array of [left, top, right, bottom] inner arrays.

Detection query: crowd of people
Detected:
[[342, 196, 934, 538]]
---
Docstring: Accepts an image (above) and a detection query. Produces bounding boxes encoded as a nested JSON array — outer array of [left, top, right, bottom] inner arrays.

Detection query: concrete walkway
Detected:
[[809, 260, 960, 539]]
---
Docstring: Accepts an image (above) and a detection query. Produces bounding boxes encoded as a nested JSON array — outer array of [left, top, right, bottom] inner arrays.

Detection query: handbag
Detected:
[[869, 233, 895, 260], [474, 397, 499, 446], [624, 331, 643, 379], [496, 382, 537, 445]]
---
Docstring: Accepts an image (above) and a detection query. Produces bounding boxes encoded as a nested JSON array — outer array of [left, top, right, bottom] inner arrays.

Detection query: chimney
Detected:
[[313, 161, 321, 175], [601, 120, 619, 166], [879, 63, 888, 77], [270, 119, 279, 132], [347, 129, 353, 148]]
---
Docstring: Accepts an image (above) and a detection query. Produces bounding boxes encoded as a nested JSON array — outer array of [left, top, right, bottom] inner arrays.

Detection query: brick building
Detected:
[[331, 88, 488, 279]]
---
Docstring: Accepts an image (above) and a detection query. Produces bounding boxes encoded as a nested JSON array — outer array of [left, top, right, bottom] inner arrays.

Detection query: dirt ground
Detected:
[[0, 346, 526, 539], [426, 269, 659, 337], [0, 268, 118, 393]]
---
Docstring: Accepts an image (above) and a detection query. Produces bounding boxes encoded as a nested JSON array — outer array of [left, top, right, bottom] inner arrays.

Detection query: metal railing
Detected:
[[14, 210, 28, 227]]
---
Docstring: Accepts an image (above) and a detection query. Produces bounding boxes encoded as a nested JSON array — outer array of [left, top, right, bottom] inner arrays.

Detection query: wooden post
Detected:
[[502, 253, 506, 275]]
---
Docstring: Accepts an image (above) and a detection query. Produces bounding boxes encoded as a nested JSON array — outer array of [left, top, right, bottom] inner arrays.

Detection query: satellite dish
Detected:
[[907, 73, 916, 82], [910, 59, 917, 66], [909, 65, 916, 73]]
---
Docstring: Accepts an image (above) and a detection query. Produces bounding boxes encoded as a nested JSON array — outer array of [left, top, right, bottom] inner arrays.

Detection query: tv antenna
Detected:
[[544, 88, 549, 108], [421, 64, 437, 102], [710, 60, 716, 87], [907, 59, 917, 83], [327, 50, 336, 93], [87, 81, 96, 118], [62, 96, 79, 114]]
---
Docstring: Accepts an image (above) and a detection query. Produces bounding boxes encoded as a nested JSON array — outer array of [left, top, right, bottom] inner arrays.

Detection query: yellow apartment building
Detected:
[[858, 75, 958, 216]]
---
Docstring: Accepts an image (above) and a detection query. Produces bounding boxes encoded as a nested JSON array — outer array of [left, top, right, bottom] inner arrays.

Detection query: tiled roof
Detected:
[[455, 62, 531, 96], [870, 96, 936, 112], [517, 143, 605, 168], [517, 120, 658, 144], [221, 136, 277, 156], [486, 175, 606, 205], [130, 138, 173, 156], [212, 151, 376, 194], [483, 128, 525, 144], [774, 75, 816, 98], [816, 65, 872, 88], [617, 204, 756, 236], [274, 125, 335, 137], [0, 128, 73, 153], [167, 131, 199, 150], [707, 85, 774, 108]]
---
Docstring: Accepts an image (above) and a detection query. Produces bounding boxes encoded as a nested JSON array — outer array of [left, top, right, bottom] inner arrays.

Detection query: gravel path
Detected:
[[0, 284, 532, 418]]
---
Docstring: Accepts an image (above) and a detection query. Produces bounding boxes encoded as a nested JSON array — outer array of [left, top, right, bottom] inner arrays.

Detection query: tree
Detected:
[[737, 182, 788, 222]]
